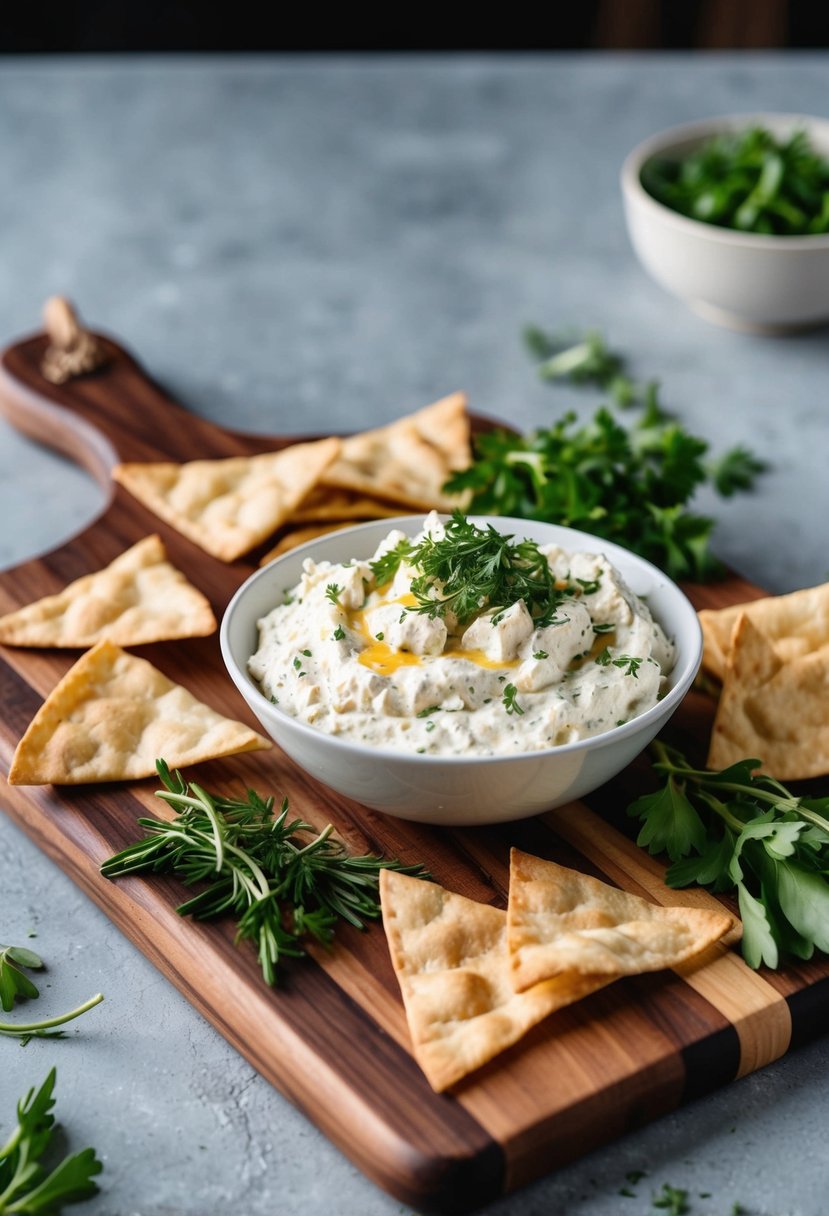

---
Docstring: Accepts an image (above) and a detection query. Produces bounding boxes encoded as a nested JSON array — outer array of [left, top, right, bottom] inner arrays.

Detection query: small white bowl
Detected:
[[221, 516, 702, 827], [621, 113, 829, 333]]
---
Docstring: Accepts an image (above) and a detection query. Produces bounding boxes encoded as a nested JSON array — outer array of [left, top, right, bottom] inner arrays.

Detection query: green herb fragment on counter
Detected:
[[0, 945, 43, 1011], [100, 760, 428, 986], [0, 1068, 102, 1214], [0, 945, 103, 1045], [642, 126, 829, 236], [651, 1183, 689, 1214], [628, 742, 829, 970]]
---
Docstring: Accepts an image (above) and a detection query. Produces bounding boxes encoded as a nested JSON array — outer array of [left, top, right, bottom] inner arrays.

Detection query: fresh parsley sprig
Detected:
[[100, 761, 428, 986], [0, 1069, 102, 1214], [628, 742, 829, 969], [0, 946, 103, 1045]]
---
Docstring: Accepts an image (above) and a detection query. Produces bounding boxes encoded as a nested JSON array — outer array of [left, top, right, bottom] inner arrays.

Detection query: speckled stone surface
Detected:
[[1, 54, 828, 1216]]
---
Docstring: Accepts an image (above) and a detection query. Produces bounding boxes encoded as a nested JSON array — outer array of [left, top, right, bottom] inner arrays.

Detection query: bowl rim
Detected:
[[220, 514, 703, 767], [621, 111, 829, 250]]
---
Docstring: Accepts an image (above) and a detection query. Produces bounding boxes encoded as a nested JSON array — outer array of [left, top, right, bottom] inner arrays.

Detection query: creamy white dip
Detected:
[[249, 514, 676, 757]]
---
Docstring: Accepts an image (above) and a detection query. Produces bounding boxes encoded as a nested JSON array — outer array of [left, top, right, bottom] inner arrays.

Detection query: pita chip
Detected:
[[259, 522, 355, 565], [8, 640, 270, 785], [699, 582, 829, 680], [113, 437, 340, 562], [0, 535, 216, 649], [380, 869, 609, 1092], [290, 487, 405, 524], [507, 849, 733, 993], [321, 393, 472, 512], [708, 613, 829, 779]]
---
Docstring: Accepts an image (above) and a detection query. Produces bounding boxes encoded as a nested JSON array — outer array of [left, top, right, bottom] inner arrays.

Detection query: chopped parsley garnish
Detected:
[[375, 632, 385, 641], [398, 512, 574, 627], [502, 684, 524, 715], [593, 622, 614, 634], [369, 539, 414, 586], [325, 583, 343, 605], [301, 649, 312, 657], [416, 705, 442, 718], [575, 576, 601, 595], [332, 625, 346, 641], [533, 650, 549, 660], [595, 648, 642, 677], [292, 657, 302, 670]]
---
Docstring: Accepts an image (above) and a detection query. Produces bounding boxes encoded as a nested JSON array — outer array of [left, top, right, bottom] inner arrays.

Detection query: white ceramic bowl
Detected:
[[621, 113, 829, 333], [221, 516, 702, 827]]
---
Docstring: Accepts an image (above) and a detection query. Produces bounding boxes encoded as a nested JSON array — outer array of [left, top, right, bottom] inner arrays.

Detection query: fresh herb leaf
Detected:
[[325, 583, 343, 605], [708, 446, 767, 497], [532, 651, 548, 660], [416, 705, 442, 719], [0, 945, 43, 1012], [629, 742, 829, 969], [0, 1068, 102, 1213], [369, 540, 414, 587], [101, 761, 428, 986], [332, 625, 346, 641], [502, 684, 524, 716], [594, 649, 643, 677]]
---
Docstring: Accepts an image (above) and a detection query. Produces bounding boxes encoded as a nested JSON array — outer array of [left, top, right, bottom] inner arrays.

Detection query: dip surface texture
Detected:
[[248, 515, 676, 756]]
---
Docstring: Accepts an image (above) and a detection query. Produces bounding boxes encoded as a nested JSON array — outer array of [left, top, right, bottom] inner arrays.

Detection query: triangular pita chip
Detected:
[[8, 640, 270, 785], [291, 487, 406, 523], [380, 869, 609, 1092], [507, 849, 733, 992], [0, 535, 216, 648], [321, 393, 471, 512], [259, 521, 355, 565], [699, 582, 829, 680], [113, 437, 340, 562], [708, 613, 829, 779]]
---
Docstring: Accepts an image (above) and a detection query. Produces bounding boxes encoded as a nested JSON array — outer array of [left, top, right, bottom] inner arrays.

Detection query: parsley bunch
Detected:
[[445, 396, 762, 582], [628, 742, 829, 969], [642, 126, 829, 236], [101, 761, 426, 985], [0, 1069, 101, 1214]]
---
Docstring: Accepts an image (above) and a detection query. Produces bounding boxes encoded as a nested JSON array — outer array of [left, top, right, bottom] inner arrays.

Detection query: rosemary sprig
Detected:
[[100, 761, 428, 985]]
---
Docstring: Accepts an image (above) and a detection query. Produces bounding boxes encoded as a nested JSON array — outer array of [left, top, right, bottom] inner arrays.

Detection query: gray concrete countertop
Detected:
[[1, 54, 827, 1216]]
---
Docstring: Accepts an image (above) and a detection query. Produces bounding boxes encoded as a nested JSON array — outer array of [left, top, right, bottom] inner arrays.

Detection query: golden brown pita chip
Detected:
[[708, 614, 829, 779], [699, 582, 829, 680], [290, 487, 405, 523], [113, 437, 340, 562], [0, 536, 215, 649], [321, 393, 471, 512], [259, 522, 355, 565], [8, 640, 270, 785], [380, 869, 609, 1092], [507, 849, 733, 992]]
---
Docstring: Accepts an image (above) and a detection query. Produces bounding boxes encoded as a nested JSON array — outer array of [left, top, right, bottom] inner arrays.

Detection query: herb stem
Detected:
[[0, 992, 103, 1038]]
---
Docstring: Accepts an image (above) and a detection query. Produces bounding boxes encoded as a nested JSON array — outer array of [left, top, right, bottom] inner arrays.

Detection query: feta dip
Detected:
[[248, 513, 676, 757]]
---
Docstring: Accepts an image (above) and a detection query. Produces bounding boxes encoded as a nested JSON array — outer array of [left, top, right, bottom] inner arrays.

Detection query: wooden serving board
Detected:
[[1, 329, 828, 1215]]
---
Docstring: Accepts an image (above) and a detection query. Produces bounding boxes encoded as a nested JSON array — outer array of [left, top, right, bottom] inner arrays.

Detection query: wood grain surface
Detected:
[[1, 330, 826, 1214]]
